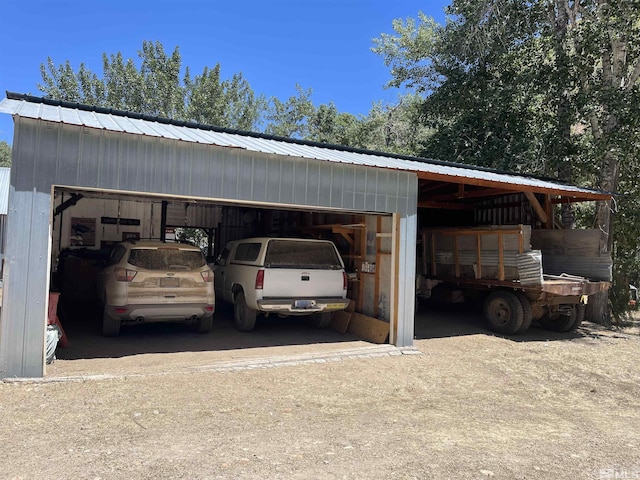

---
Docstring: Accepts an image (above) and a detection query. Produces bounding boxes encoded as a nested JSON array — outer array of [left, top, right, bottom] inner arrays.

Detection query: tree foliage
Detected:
[[39, 40, 266, 131], [0, 141, 11, 167], [374, 1, 640, 320]]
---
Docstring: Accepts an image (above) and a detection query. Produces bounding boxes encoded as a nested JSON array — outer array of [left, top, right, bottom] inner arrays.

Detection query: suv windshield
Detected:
[[128, 248, 206, 270], [265, 240, 342, 269]]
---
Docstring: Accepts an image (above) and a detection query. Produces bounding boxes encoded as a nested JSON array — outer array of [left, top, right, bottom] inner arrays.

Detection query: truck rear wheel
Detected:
[[483, 291, 524, 335], [234, 291, 257, 332], [515, 292, 533, 334], [540, 304, 585, 332]]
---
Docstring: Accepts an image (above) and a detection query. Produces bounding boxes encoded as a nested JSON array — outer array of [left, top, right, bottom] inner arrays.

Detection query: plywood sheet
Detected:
[[330, 310, 352, 334], [347, 313, 390, 344]]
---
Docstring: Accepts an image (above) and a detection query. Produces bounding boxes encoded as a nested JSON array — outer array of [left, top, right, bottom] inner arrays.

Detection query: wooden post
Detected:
[[498, 231, 505, 281], [476, 234, 482, 279]]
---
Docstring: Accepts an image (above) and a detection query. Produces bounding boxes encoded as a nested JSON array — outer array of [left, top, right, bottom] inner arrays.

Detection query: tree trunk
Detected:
[[585, 142, 620, 325]]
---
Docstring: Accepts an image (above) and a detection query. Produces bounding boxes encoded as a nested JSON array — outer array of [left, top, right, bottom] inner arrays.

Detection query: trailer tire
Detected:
[[541, 304, 585, 332], [564, 303, 586, 332], [515, 292, 533, 334], [234, 291, 257, 332], [483, 291, 524, 335]]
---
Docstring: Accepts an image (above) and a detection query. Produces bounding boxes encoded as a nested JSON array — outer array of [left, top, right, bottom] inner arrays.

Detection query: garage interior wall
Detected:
[[0, 117, 418, 378]]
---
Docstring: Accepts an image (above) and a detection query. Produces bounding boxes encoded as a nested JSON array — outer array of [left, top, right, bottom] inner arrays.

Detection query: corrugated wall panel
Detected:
[[1, 121, 53, 377], [19, 119, 417, 214], [31, 120, 417, 215]]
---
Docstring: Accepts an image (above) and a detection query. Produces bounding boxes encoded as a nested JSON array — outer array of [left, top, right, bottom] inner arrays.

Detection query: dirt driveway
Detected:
[[1, 306, 639, 480]]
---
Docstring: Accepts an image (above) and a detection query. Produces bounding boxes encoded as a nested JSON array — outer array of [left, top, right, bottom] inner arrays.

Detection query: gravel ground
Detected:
[[1, 307, 639, 480]]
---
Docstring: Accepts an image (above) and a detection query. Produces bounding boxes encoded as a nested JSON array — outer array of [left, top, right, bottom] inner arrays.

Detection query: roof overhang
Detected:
[[0, 92, 612, 204]]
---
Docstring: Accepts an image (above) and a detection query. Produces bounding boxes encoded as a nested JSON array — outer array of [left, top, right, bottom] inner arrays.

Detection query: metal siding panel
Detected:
[[317, 162, 332, 207], [237, 153, 255, 200], [0, 168, 11, 215], [221, 149, 241, 200], [153, 139, 176, 193], [364, 168, 378, 211], [395, 212, 416, 347], [376, 170, 393, 213], [330, 163, 345, 209], [0, 190, 49, 377], [251, 154, 268, 201], [190, 144, 214, 199], [279, 157, 295, 205], [76, 128, 101, 187], [96, 131, 120, 188], [341, 165, 356, 211], [265, 156, 282, 204], [117, 134, 142, 192], [292, 160, 307, 205], [172, 142, 192, 196], [305, 160, 320, 206]]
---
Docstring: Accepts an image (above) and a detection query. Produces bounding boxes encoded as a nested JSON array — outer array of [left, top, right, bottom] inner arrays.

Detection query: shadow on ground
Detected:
[[413, 301, 611, 343], [56, 300, 361, 361], [55, 297, 623, 363]]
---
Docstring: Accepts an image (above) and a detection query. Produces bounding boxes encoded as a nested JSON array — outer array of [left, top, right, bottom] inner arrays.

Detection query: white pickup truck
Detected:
[[212, 237, 349, 331]]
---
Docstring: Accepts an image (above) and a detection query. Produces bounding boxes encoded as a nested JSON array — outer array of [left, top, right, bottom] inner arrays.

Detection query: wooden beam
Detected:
[[524, 191, 549, 224], [53, 193, 83, 217], [544, 195, 553, 229], [429, 187, 517, 201], [416, 171, 610, 201], [417, 201, 474, 210]]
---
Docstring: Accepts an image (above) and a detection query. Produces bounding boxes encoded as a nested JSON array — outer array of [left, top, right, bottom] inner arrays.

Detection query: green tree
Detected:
[[373, 1, 640, 321], [264, 84, 315, 138], [39, 40, 265, 131], [0, 141, 11, 167]]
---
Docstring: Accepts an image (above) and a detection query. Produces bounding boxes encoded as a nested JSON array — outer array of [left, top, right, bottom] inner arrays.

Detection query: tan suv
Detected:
[[98, 240, 215, 336]]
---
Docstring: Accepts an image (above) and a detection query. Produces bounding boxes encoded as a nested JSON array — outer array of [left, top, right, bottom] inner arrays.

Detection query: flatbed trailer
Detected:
[[419, 226, 611, 334]]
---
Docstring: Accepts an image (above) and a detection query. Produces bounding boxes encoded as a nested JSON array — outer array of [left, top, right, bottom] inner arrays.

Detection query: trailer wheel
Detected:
[[540, 304, 585, 332], [515, 292, 533, 334], [483, 291, 524, 335], [234, 291, 257, 332], [564, 304, 586, 332]]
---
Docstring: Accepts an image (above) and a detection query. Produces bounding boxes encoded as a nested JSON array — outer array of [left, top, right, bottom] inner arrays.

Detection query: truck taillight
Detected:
[[115, 267, 137, 282], [255, 269, 265, 290], [343, 271, 348, 290], [201, 270, 214, 282]]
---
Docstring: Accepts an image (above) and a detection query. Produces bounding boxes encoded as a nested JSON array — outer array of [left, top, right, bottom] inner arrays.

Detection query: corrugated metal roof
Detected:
[[0, 92, 610, 200], [0, 167, 10, 215]]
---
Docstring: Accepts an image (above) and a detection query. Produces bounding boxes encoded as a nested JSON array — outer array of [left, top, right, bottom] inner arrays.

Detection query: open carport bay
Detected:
[[49, 186, 398, 376], [49, 301, 379, 378]]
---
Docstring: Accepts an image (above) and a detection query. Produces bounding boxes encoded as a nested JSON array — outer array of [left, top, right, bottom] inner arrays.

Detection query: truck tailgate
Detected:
[[262, 269, 344, 298]]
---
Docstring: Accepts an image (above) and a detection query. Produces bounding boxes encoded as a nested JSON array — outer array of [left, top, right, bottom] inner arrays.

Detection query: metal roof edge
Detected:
[[3, 92, 613, 198]]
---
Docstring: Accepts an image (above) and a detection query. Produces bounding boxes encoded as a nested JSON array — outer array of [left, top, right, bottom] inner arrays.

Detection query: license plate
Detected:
[[160, 277, 180, 288], [294, 300, 315, 309]]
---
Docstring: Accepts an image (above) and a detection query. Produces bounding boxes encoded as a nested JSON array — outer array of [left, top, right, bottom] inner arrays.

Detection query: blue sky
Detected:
[[0, 0, 449, 144]]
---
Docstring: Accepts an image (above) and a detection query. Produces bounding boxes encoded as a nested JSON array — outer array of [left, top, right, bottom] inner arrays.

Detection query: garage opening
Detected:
[[49, 186, 396, 370]]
